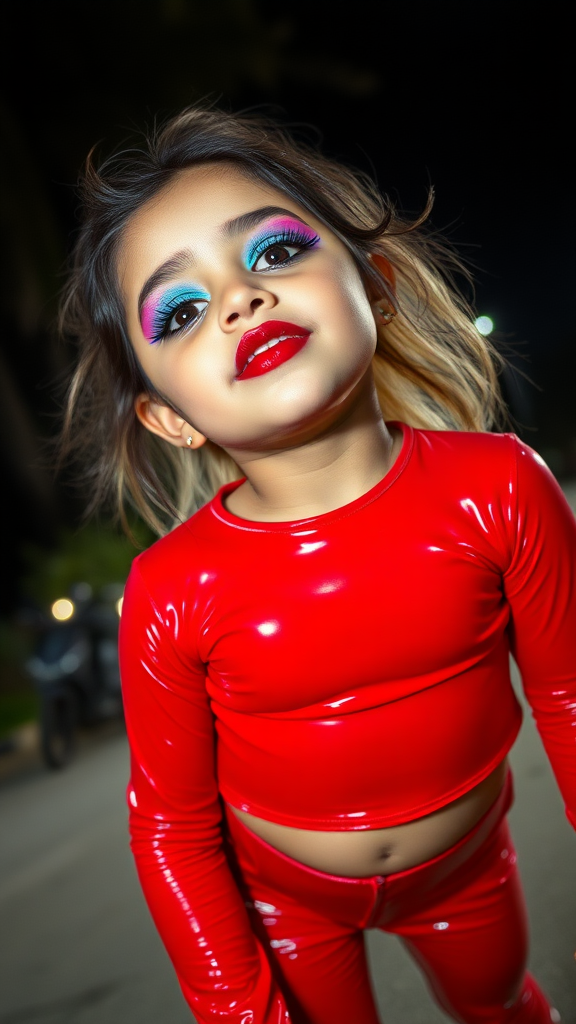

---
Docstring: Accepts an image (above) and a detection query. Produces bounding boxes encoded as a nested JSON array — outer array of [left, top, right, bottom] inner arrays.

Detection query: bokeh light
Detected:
[[475, 315, 494, 336], [51, 598, 75, 621]]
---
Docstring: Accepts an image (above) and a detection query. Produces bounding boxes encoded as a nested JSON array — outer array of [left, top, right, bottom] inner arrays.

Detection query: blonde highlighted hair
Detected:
[[60, 105, 506, 535]]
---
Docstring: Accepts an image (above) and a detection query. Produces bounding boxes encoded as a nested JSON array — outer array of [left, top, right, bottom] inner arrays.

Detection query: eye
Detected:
[[245, 225, 321, 273], [252, 242, 302, 272], [167, 299, 208, 334], [144, 286, 211, 346]]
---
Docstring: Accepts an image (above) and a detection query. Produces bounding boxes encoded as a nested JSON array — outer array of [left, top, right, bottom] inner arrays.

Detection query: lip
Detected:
[[235, 320, 310, 380]]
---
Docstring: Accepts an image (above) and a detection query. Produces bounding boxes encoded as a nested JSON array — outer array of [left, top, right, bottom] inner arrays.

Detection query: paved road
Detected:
[[1, 663, 575, 1024]]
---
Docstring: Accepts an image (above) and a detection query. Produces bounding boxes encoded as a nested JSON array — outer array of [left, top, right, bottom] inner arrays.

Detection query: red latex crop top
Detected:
[[119, 425, 576, 1022]]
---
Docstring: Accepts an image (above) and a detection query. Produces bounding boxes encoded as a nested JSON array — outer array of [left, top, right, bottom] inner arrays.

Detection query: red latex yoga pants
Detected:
[[223, 774, 557, 1024]]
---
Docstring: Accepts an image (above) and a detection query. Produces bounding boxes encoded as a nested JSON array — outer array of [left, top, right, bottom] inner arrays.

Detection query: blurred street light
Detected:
[[51, 598, 75, 621]]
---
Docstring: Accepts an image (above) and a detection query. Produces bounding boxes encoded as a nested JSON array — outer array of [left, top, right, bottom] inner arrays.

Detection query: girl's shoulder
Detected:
[[127, 498, 220, 598], [413, 424, 520, 459], [410, 425, 572, 536], [411, 425, 549, 487]]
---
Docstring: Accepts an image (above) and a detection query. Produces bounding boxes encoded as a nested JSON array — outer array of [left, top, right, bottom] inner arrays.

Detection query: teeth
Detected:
[[241, 335, 304, 374], [252, 335, 291, 357]]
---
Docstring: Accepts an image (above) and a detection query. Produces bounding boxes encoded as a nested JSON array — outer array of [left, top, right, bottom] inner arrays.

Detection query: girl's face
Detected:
[[119, 163, 379, 454]]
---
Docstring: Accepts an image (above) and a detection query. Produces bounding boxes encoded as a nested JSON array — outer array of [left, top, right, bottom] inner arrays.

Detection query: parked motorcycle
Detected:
[[26, 582, 124, 768]]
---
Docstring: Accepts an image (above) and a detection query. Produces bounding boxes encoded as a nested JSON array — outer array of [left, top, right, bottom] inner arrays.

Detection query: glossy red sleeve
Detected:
[[119, 562, 291, 1023], [504, 438, 576, 828]]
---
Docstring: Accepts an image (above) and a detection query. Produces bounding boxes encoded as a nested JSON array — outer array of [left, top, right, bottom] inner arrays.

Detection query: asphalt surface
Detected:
[[0, 662, 575, 1024]]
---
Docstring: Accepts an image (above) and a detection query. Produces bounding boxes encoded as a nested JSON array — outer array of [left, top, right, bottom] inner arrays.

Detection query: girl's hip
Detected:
[[223, 770, 515, 930]]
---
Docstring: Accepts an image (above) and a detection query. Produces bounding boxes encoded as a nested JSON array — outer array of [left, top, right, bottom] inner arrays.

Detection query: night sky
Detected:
[[0, 0, 573, 601]]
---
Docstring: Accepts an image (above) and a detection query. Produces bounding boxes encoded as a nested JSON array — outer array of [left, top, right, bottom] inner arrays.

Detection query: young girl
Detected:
[[61, 106, 575, 1024]]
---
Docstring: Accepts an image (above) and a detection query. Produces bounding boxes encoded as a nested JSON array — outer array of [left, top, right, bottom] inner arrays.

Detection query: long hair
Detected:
[[60, 105, 506, 535]]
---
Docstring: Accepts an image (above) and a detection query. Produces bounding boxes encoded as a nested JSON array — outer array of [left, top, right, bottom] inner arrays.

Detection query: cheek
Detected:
[[330, 272, 377, 350], [148, 345, 227, 426], [312, 259, 374, 326]]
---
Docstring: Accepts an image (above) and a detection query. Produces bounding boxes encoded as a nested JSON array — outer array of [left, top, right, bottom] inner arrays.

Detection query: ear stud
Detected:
[[376, 306, 397, 326]]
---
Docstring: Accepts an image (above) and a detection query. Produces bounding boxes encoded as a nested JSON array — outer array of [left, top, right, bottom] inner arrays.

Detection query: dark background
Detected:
[[0, 0, 574, 613]]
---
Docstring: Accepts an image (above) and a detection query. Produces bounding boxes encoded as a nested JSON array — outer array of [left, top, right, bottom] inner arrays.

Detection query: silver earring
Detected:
[[186, 436, 193, 447]]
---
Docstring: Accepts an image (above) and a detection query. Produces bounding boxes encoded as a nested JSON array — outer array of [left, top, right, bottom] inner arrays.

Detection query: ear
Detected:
[[368, 253, 396, 293], [366, 254, 398, 327], [134, 394, 207, 450]]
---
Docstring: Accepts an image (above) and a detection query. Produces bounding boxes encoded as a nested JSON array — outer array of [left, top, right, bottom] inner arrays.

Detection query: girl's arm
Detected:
[[504, 437, 576, 827], [120, 561, 290, 1023]]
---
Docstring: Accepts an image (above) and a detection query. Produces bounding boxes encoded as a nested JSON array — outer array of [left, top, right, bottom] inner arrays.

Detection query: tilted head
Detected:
[[61, 106, 503, 534]]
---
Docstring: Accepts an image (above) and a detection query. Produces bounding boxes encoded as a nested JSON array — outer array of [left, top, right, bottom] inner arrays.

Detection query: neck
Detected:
[[223, 375, 401, 522]]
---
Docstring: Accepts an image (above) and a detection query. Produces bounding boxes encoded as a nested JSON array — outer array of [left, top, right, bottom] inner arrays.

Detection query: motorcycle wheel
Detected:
[[40, 692, 76, 768]]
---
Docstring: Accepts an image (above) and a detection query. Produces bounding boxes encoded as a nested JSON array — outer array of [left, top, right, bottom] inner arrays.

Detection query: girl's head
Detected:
[[61, 105, 504, 534], [120, 162, 386, 457]]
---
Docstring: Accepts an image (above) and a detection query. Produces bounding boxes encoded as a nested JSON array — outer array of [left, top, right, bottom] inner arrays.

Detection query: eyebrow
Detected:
[[137, 206, 311, 318], [138, 250, 196, 318]]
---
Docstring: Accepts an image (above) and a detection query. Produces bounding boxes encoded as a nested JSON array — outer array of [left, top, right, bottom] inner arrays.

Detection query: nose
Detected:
[[219, 281, 277, 331]]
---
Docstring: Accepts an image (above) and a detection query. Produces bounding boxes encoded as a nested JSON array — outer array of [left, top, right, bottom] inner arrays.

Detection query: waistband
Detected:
[[224, 770, 514, 930]]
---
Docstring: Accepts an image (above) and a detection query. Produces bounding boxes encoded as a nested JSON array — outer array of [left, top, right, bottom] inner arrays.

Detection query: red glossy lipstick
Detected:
[[235, 320, 310, 381]]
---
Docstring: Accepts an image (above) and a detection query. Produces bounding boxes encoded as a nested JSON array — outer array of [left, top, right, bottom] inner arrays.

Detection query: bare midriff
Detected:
[[227, 758, 508, 878]]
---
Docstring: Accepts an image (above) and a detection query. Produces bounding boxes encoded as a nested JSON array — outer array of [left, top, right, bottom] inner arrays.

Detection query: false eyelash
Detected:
[[246, 227, 321, 270], [149, 294, 209, 345]]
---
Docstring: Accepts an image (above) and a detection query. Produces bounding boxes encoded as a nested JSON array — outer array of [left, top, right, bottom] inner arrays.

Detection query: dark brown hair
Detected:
[[60, 105, 505, 534]]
